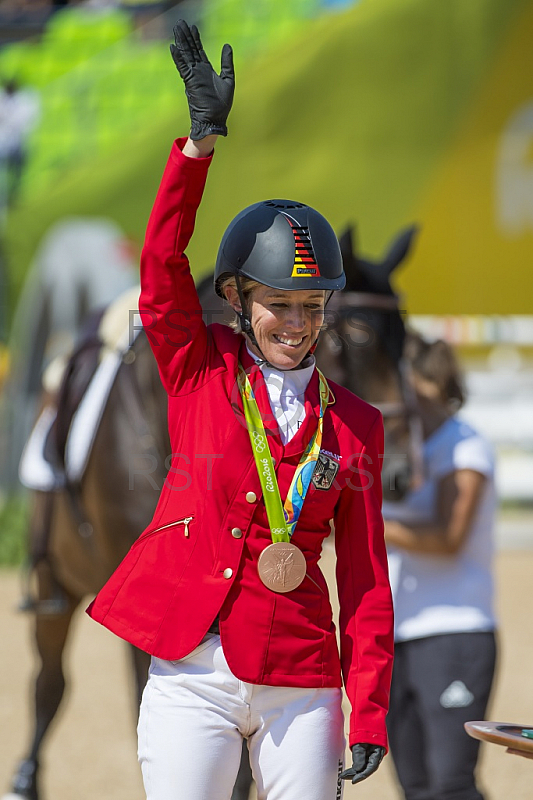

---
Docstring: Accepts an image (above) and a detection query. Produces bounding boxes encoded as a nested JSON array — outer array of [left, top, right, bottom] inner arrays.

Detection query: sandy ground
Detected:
[[1, 545, 533, 800]]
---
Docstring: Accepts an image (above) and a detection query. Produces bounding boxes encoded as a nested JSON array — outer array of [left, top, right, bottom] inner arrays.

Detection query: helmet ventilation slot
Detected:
[[292, 225, 316, 263], [264, 200, 304, 209]]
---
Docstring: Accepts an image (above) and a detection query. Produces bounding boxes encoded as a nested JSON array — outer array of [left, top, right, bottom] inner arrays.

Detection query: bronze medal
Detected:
[[257, 542, 306, 593]]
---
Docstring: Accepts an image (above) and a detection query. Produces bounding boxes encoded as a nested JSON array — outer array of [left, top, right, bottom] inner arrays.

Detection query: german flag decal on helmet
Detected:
[[282, 214, 321, 278]]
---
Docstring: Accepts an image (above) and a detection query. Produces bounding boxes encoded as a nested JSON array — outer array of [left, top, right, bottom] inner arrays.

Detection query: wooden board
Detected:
[[465, 721, 533, 755]]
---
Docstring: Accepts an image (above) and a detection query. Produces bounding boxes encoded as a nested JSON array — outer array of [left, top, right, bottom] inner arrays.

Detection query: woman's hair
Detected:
[[405, 331, 465, 410], [218, 275, 261, 332]]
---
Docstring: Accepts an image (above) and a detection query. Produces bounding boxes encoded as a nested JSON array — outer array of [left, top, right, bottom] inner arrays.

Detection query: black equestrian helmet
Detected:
[[214, 199, 346, 296]]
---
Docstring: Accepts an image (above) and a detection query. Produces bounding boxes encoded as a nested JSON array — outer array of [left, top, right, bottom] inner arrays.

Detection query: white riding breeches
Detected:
[[137, 634, 345, 800]]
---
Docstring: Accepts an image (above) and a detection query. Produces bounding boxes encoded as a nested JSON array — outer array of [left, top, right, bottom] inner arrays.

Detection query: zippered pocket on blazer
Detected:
[[134, 515, 194, 546]]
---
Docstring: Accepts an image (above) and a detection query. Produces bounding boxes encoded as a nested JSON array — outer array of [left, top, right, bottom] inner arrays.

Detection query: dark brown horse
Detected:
[[4, 223, 417, 800], [316, 224, 422, 500]]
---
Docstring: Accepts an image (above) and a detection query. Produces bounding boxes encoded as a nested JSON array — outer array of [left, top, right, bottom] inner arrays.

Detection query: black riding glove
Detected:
[[170, 19, 235, 140], [339, 743, 386, 785]]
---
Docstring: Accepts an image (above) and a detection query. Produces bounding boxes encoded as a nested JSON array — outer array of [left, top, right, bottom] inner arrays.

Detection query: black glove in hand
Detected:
[[170, 19, 235, 140], [339, 743, 386, 785]]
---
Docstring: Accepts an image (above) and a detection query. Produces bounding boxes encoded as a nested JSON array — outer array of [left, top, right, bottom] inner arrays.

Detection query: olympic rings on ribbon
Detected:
[[252, 431, 266, 453]]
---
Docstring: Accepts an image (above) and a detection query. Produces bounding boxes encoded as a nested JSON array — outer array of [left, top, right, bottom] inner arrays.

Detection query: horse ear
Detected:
[[338, 225, 354, 261], [383, 224, 419, 275], [338, 224, 360, 285]]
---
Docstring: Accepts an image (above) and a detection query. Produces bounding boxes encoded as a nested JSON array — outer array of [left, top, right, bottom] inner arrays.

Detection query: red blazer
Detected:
[[87, 138, 394, 750]]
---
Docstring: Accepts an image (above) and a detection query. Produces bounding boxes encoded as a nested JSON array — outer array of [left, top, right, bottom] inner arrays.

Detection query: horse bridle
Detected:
[[327, 290, 425, 491]]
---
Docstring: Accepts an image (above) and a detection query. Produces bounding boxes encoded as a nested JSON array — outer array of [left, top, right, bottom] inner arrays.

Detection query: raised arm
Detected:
[[139, 21, 234, 395]]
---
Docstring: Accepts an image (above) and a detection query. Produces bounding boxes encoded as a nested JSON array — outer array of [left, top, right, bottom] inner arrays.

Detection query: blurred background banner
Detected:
[[1, 0, 532, 303], [0, 0, 532, 531]]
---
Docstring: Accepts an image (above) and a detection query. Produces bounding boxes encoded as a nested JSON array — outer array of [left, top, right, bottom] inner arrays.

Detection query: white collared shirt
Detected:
[[246, 346, 315, 444]]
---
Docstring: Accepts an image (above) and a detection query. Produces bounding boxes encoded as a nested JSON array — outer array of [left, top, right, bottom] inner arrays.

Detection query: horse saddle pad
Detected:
[[19, 285, 141, 492]]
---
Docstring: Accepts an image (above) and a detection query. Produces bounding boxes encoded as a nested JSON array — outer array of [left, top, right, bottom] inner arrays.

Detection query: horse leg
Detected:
[[5, 562, 79, 800], [128, 644, 151, 711], [231, 740, 254, 800]]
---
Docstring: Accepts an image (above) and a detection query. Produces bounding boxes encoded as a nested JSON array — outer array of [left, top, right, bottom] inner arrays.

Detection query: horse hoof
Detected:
[[1, 794, 31, 800], [7, 758, 39, 800]]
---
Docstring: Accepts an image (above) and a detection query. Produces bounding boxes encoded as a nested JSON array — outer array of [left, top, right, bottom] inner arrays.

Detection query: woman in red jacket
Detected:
[[88, 20, 393, 800]]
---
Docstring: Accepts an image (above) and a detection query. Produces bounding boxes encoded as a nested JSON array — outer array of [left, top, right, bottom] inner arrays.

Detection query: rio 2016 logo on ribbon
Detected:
[[260, 457, 275, 492]]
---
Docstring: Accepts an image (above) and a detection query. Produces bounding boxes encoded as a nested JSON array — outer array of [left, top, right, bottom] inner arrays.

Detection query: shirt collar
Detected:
[[245, 344, 316, 397]]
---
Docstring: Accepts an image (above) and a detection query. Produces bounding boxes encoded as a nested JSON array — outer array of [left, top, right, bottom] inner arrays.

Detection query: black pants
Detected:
[[387, 632, 497, 800]]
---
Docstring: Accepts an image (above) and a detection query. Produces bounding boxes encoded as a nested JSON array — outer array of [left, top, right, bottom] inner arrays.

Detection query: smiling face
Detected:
[[224, 283, 326, 370]]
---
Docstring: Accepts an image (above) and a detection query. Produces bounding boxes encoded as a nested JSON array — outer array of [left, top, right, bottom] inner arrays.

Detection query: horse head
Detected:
[[314, 224, 419, 501]]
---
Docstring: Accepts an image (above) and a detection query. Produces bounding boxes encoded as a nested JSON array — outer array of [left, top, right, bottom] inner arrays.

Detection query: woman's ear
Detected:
[[223, 285, 242, 313]]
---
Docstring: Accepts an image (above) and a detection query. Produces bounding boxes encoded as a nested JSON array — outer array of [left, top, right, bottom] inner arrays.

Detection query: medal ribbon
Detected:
[[238, 365, 330, 543]]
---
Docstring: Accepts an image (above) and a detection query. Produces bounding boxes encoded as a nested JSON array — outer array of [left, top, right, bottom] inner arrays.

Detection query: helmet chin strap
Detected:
[[234, 274, 265, 360]]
